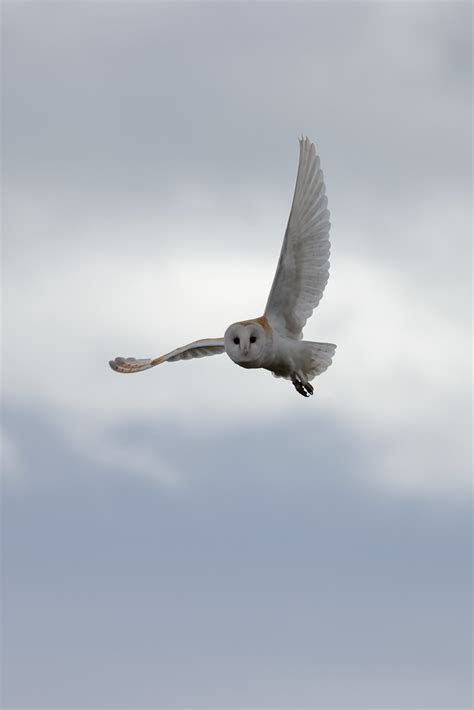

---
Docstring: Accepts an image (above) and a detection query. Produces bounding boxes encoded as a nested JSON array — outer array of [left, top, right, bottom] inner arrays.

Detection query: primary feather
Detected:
[[264, 137, 331, 339], [109, 338, 225, 373]]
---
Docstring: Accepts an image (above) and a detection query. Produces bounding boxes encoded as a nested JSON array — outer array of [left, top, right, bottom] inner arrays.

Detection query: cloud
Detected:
[[3, 186, 470, 496], [2, 1, 471, 496], [2, 421, 471, 707], [2, 1, 470, 198], [2, 4, 471, 706]]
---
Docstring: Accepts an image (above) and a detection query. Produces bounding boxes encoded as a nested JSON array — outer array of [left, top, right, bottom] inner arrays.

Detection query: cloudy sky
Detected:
[[1, 1, 472, 707]]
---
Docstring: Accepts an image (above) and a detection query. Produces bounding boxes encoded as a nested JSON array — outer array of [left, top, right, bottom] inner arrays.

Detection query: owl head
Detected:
[[224, 320, 268, 365]]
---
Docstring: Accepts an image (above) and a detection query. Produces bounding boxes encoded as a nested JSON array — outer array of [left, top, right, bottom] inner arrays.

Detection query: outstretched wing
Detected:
[[109, 338, 225, 374], [264, 137, 331, 339]]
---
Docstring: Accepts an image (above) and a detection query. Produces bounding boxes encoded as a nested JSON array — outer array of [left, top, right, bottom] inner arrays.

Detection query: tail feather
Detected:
[[308, 341, 336, 379]]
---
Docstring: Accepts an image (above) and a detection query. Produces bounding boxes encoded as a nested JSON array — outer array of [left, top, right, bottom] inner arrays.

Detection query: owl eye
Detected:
[[250, 336, 256, 343], [233, 337, 240, 345]]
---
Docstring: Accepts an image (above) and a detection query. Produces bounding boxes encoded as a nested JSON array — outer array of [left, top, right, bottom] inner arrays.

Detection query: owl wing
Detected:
[[109, 338, 225, 374], [264, 137, 331, 339]]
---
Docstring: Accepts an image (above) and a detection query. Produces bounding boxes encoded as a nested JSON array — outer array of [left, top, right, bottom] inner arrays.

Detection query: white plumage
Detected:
[[109, 137, 336, 397]]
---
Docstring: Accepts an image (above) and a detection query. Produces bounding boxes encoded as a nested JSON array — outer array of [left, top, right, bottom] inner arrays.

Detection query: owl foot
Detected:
[[292, 376, 313, 397]]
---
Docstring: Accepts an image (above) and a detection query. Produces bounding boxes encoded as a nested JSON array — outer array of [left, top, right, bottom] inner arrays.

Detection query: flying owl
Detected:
[[109, 137, 336, 397]]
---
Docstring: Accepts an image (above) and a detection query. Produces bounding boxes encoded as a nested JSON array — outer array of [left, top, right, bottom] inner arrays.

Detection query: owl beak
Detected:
[[242, 345, 249, 356]]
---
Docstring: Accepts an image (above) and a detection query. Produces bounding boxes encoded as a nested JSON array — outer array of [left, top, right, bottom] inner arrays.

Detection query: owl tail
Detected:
[[307, 341, 337, 380]]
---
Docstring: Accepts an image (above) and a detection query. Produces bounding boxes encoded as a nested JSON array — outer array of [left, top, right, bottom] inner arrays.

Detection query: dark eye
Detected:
[[233, 337, 240, 345], [250, 336, 256, 343]]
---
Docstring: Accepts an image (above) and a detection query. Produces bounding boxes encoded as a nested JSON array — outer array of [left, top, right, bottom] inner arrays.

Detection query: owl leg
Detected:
[[292, 374, 313, 397]]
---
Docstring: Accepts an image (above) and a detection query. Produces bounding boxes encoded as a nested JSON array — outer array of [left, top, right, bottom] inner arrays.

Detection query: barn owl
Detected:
[[109, 137, 336, 397]]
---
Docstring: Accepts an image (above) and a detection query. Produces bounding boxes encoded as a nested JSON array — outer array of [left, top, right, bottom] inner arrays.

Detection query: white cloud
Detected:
[[3, 192, 470, 496], [61, 413, 181, 488]]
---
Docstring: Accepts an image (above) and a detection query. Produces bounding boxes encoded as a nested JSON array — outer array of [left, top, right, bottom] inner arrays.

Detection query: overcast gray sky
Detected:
[[1, 1, 472, 708]]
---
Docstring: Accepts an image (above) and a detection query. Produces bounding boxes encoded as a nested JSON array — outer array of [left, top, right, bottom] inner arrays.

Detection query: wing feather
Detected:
[[264, 137, 331, 339], [109, 338, 225, 374]]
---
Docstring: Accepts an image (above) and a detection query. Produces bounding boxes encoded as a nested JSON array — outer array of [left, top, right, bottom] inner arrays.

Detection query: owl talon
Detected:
[[292, 377, 313, 397]]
